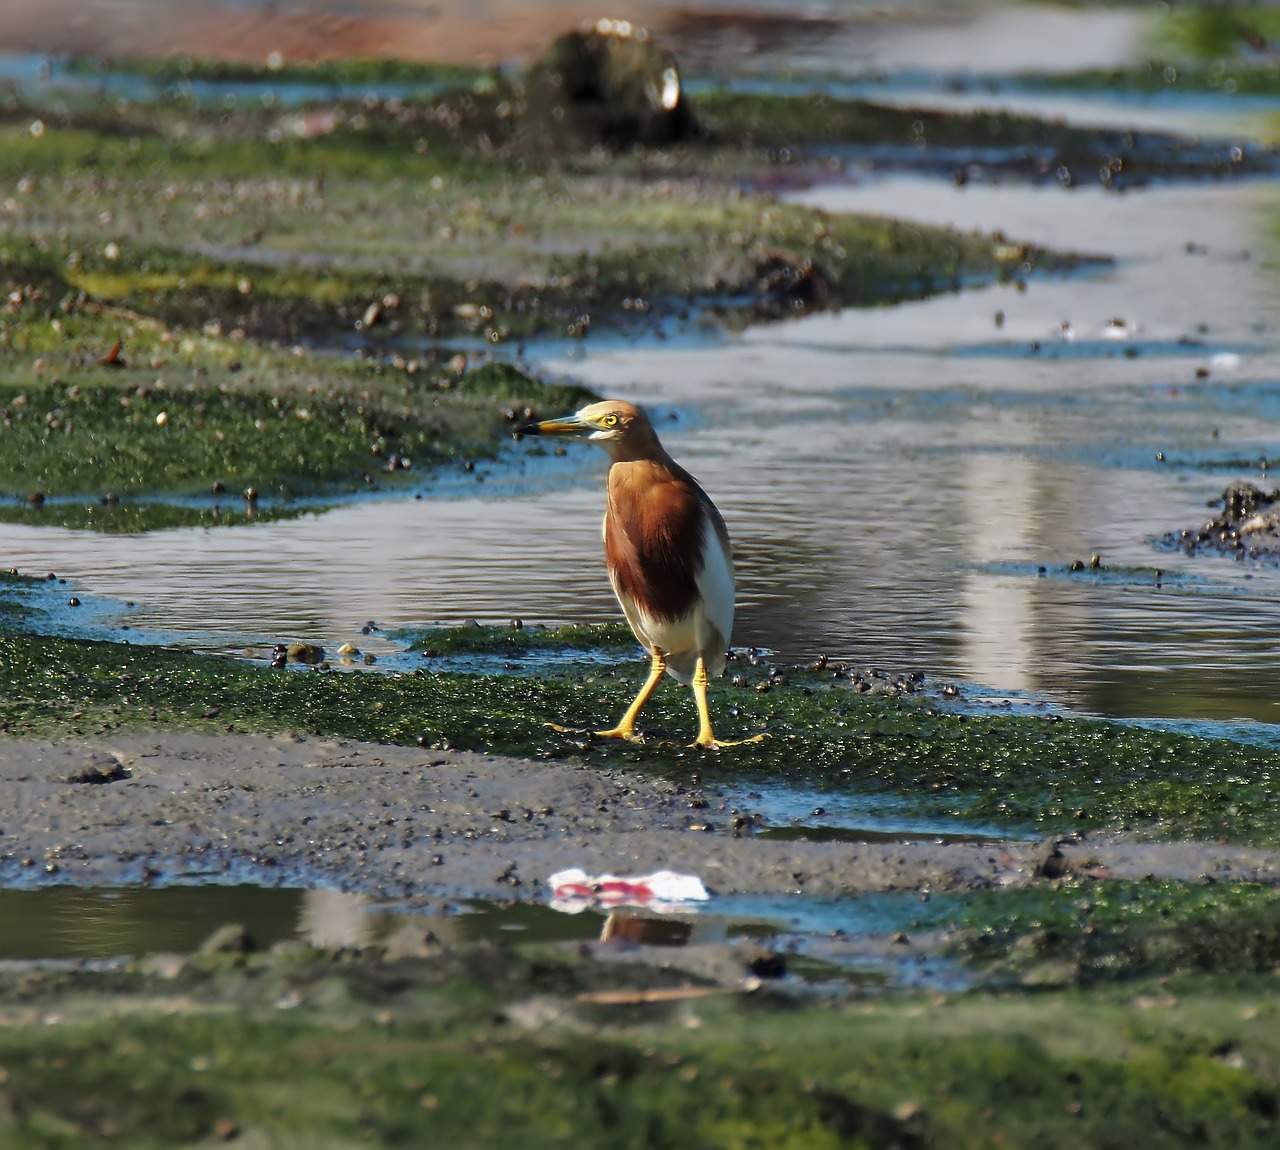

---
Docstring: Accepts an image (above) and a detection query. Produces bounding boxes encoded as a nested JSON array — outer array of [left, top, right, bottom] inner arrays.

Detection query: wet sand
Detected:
[[4, 733, 1276, 902]]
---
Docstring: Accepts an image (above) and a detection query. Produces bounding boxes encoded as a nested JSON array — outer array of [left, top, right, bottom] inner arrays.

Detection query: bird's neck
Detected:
[[603, 440, 676, 468]]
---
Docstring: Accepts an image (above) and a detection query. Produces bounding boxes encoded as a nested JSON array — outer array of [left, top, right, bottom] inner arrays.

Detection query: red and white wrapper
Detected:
[[547, 868, 710, 914]]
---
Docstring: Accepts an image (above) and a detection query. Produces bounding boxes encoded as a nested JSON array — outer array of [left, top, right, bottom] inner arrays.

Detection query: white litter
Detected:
[[547, 867, 709, 914]]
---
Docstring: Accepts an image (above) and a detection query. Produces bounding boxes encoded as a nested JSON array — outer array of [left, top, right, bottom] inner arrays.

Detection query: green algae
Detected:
[[1011, 60, 1280, 99], [0, 259, 590, 504], [0, 359, 579, 501], [2, 614, 1280, 846], [59, 55, 492, 90], [691, 87, 1264, 185], [948, 879, 1280, 988], [1157, 5, 1280, 63], [0, 937, 1276, 1148], [404, 621, 639, 656], [0, 79, 1059, 345], [0, 377, 434, 497], [697, 88, 1100, 151], [0, 500, 318, 533]]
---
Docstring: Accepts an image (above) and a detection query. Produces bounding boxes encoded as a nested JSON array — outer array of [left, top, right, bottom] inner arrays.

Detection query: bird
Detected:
[[516, 399, 759, 749]]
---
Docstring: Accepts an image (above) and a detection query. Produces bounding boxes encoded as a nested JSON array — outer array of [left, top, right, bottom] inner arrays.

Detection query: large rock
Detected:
[[523, 20, 697, 149]]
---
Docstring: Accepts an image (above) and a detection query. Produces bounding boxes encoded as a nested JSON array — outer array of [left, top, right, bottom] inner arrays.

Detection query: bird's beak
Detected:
[[514, 412, 591, 437]]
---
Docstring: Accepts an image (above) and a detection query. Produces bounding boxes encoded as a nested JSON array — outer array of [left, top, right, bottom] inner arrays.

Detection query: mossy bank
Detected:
[[3, 608, 1280, 847]]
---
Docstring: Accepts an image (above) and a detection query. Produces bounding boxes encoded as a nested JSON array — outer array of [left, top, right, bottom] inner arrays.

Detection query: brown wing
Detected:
[[604, 460, 706, 625]]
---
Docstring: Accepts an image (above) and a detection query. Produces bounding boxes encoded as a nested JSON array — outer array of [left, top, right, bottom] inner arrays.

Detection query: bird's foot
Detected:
[[592, 725, 644, 743], [689, 732, 767, 751], [543, 722, 644, 744]]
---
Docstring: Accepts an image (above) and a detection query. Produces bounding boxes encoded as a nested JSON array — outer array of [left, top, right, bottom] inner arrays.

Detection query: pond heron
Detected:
[[517, 400, 758, 749]]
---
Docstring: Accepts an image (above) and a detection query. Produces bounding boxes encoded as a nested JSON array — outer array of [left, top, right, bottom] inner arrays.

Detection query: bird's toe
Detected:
[[593, 726, 644, 743], [690, 732, 766, 750]]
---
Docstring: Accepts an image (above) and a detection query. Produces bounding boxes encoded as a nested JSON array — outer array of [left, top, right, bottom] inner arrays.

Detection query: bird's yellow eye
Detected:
[[600, 413, 619, 427]]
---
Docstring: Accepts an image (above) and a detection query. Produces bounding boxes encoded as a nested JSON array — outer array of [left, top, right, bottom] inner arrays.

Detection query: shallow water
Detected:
[[8, 174, 1280, 726], [0, 883, 962, 988]]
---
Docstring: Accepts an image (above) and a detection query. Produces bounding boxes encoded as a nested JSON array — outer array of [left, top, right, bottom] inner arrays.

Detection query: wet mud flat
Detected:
[[4, 11, 1280, 1145], [0, 731, 1278, 1145], [9, 731, 1280, 901], [0, 24, 1094, 536], [0, 617, 1279, 1142]]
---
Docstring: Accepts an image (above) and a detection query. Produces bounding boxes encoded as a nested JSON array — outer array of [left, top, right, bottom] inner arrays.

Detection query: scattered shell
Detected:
[[286, 642, 325, 665]]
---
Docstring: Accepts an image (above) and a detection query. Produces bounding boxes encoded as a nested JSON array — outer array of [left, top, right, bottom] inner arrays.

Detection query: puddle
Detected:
[[717, 783, 1030, 843], [0, 882, 966, 989], [0, 884, 303, 961]]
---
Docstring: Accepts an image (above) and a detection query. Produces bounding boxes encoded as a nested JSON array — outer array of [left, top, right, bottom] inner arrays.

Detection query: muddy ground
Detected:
[[6, 732, 1278, 901], [2, 734, 1280, 1146]]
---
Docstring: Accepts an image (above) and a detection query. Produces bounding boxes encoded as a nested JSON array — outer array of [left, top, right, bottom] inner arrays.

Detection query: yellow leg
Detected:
[[690, 655, 766, 750], [593, 650, 666, 741]]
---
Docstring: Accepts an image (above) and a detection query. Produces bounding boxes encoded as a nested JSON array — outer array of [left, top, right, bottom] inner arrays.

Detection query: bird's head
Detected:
[[516, 400, 660, 458]]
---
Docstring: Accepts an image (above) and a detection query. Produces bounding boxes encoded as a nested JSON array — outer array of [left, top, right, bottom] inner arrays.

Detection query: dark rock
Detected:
[[66, 753, 131, 784], [752, 250, 832, 312], [523, 23, 696, 150]]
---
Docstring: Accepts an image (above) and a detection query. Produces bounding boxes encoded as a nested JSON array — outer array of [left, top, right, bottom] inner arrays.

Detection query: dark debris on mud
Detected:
[[1157, 481, 1280, 560]]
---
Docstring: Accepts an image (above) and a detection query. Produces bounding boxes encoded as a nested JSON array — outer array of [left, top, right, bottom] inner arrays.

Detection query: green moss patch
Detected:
[[0, 261, 590, 503], [404, 621, 639, 656], [0, 939, 1277, 1147], [0, 499, 318, 533], [60, 55, 492, 90], [950, 880, 1280, 988]]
